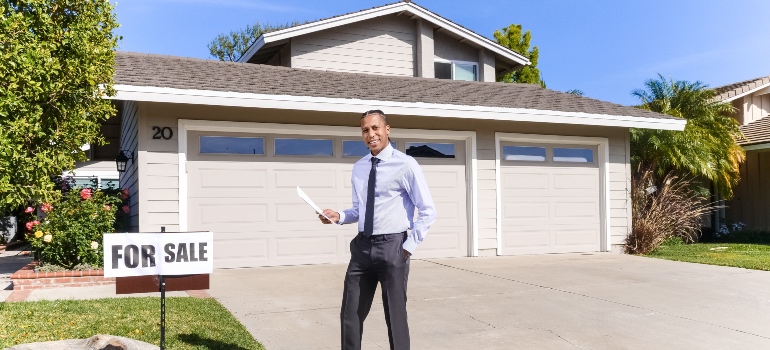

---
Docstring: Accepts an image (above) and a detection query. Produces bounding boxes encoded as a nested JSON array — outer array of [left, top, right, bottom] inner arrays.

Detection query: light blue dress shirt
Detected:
[[339, 143, 436, 254]]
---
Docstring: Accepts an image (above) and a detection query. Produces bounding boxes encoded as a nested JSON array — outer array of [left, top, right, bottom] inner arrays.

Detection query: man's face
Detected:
[[360, 113, 390, 156]]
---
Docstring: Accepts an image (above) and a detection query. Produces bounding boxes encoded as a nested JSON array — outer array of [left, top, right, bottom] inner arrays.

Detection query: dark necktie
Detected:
[[364, 157, 380, 236]]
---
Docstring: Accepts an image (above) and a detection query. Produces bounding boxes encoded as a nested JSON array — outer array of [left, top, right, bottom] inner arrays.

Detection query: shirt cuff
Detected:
[[402, 238, 417, 255], [337, 211, 346, 225]]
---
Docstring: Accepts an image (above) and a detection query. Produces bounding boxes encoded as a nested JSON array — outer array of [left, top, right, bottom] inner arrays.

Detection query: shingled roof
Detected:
[[739, 117, 770, 146], [114, 51, 679, 122], [713, 75, 770, 102]]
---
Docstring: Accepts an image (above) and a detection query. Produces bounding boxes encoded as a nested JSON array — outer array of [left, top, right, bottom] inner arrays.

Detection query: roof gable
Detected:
[[238, 1, 529, 68]]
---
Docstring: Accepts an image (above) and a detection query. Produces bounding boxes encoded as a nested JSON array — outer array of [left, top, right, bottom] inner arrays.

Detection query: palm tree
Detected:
[[631, 74, 745, 198]]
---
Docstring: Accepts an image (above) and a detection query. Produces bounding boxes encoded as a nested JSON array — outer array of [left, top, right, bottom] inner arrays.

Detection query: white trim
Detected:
[[743, 143, 770, 151], [113, 85, 686, 131], [495, 132, 611, 255], [720, 82, 770, 102], [237, 35, 266, 63], [178, 119, 479, 257], [238, 2, 529, 66], [178, 119, 189, 231]]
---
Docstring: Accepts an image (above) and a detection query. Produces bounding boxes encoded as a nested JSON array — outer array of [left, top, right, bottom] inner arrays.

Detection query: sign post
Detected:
[[103, 230, 214, 350]]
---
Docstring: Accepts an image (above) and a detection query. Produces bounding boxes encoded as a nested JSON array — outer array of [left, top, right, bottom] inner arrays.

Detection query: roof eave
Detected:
[[716, 82, 770, 103], [110, 84, 684, 131], [238, 2, 530, 66]]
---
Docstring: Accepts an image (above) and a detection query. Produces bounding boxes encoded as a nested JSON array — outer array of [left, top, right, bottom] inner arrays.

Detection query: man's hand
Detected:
[[403, 249, 411, 262], [318, 209, 340, 224]]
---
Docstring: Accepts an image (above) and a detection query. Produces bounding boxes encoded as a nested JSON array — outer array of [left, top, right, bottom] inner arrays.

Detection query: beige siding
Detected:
[[136, 103, 179, 232], [434, 32, 478, 63], [478, 48, 496, 83], [415, 19, 434, 78], [291, 15, 415, 76], [119, 101, 140, 231], [136, 102, 633, 254], [745, 94, 770, 125]]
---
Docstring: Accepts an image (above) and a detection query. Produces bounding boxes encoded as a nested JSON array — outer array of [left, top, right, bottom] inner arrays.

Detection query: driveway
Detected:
[[208, 253, 770, 350]]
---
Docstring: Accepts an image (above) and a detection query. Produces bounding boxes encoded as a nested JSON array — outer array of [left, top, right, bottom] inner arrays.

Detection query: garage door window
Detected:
[[200, 136, 264, 155], [503, 146, 546, 161], [405, 142, 455, 158], [275, 138, 333, 156], [553, 147, 594, 163]]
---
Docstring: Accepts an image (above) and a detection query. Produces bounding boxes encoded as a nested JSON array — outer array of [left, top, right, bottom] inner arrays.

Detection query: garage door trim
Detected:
[[494, 132, 610, 254], [178, 119, 480, 257]]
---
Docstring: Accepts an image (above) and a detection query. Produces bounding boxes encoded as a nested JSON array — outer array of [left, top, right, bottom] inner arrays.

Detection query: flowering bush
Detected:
[[27, 188, 122, 269]]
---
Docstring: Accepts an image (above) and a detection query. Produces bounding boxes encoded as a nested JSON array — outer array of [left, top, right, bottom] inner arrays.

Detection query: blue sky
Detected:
[[115, 0, 770, 106]]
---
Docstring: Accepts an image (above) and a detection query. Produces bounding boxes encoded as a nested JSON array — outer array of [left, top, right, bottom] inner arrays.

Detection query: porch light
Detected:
[[116, 150, 133, 173]]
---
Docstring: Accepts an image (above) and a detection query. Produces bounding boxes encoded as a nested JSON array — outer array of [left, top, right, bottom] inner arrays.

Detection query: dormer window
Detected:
[[434, 59, 478, 81]]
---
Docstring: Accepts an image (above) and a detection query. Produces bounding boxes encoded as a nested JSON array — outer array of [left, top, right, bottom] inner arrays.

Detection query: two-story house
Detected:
[[714, 75, 770, 230], [107, 0, 684, 268]]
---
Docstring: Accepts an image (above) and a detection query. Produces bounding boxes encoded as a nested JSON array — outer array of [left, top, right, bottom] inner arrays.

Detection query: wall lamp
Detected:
[[116, 150, 133, 173]]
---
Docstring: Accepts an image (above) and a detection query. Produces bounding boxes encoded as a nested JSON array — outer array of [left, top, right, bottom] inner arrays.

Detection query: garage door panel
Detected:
[[554, 202, 598, 218], [502, 173, 549, 189], [189, 133, 469, 267], [504, 202, 549, 218], [554, 229, 598, 245], [501, 140, 602, 255], [200, 203, 268, 224], [553, 174, 597, 189], [198, 168, 267, 189], [423, 169, 462, 189], [274, 169, 339, 189]]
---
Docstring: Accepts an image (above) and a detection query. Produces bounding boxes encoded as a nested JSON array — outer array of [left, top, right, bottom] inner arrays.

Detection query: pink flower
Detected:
[[24, 207, 35, 214], [25, 220, 40, 230], [80, 188, 93, 200], [104, 205, 111, 211], [122, 205, 130, 213], [120, 189, 129, 200], [41, 203, 53, 213]]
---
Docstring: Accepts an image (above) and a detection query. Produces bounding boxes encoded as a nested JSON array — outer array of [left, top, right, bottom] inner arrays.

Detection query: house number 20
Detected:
[[152, 126, 173, 140]]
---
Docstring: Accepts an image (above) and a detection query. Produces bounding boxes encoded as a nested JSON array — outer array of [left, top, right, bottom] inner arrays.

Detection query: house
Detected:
[[103, 1, 684, 268], [714, 75, 770, 230]]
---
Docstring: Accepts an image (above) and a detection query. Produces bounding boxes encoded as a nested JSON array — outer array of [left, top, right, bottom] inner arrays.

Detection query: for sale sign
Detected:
[[103, 232, 214, 277]]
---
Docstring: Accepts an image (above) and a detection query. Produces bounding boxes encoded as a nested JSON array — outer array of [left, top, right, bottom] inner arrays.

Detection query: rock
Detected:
[[3, 334, 159, 350]]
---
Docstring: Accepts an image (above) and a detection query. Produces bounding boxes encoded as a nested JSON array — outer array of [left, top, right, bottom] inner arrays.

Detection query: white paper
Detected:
[[297, 186, 334, 223]]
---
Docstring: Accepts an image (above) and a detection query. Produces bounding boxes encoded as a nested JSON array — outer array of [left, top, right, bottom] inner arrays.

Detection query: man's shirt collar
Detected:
[[369, 142, 394, 162]]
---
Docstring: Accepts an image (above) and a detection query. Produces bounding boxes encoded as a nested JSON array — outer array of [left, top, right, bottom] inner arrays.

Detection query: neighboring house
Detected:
[[713, 75, 770, 230], [107, 0, 684, 268]]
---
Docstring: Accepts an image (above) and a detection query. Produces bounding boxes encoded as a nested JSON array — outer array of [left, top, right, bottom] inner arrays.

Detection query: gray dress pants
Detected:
[[341, 231, 410, 350]]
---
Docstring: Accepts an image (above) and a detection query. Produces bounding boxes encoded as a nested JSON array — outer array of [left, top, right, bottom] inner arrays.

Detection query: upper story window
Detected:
[[434, 59, 478, 82]]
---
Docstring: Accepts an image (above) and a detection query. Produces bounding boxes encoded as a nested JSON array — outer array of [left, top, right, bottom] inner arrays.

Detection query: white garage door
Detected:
[[185, 129, 468, 268], [500, 142, 602, 254]]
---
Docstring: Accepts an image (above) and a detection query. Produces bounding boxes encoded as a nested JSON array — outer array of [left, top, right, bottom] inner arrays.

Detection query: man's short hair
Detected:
[[361, 109, 388, 125]]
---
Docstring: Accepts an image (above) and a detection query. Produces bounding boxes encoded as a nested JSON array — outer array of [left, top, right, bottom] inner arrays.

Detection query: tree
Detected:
[[208, 21, 302, 62], [630, 75, 745, 198], [493, 24, 545, 87], [0, 0, 119, 212]]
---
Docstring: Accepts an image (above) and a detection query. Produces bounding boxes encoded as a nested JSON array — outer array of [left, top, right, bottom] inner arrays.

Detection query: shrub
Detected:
[[626, 168, 719, 254], [27, 188, 122, 269]]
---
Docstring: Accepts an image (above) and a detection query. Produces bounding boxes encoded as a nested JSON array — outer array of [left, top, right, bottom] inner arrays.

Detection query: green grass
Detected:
[[0, 297, 264, 349], [647, 242, 770, 271]]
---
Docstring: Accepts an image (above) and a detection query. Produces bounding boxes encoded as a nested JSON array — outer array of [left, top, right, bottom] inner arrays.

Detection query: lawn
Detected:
[[647, 242, 770, 271], [0, 297, 264, 350]]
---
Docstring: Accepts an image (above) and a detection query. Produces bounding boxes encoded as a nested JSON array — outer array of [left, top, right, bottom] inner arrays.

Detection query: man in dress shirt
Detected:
[[319, 109, 436, 350]]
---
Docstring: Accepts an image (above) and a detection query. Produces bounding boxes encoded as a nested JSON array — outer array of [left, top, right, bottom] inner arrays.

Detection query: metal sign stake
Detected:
[[160, 226, 166, 350]]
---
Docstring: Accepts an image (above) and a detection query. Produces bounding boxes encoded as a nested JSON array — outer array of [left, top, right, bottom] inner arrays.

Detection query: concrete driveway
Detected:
[[208, 253, 770, 350]]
